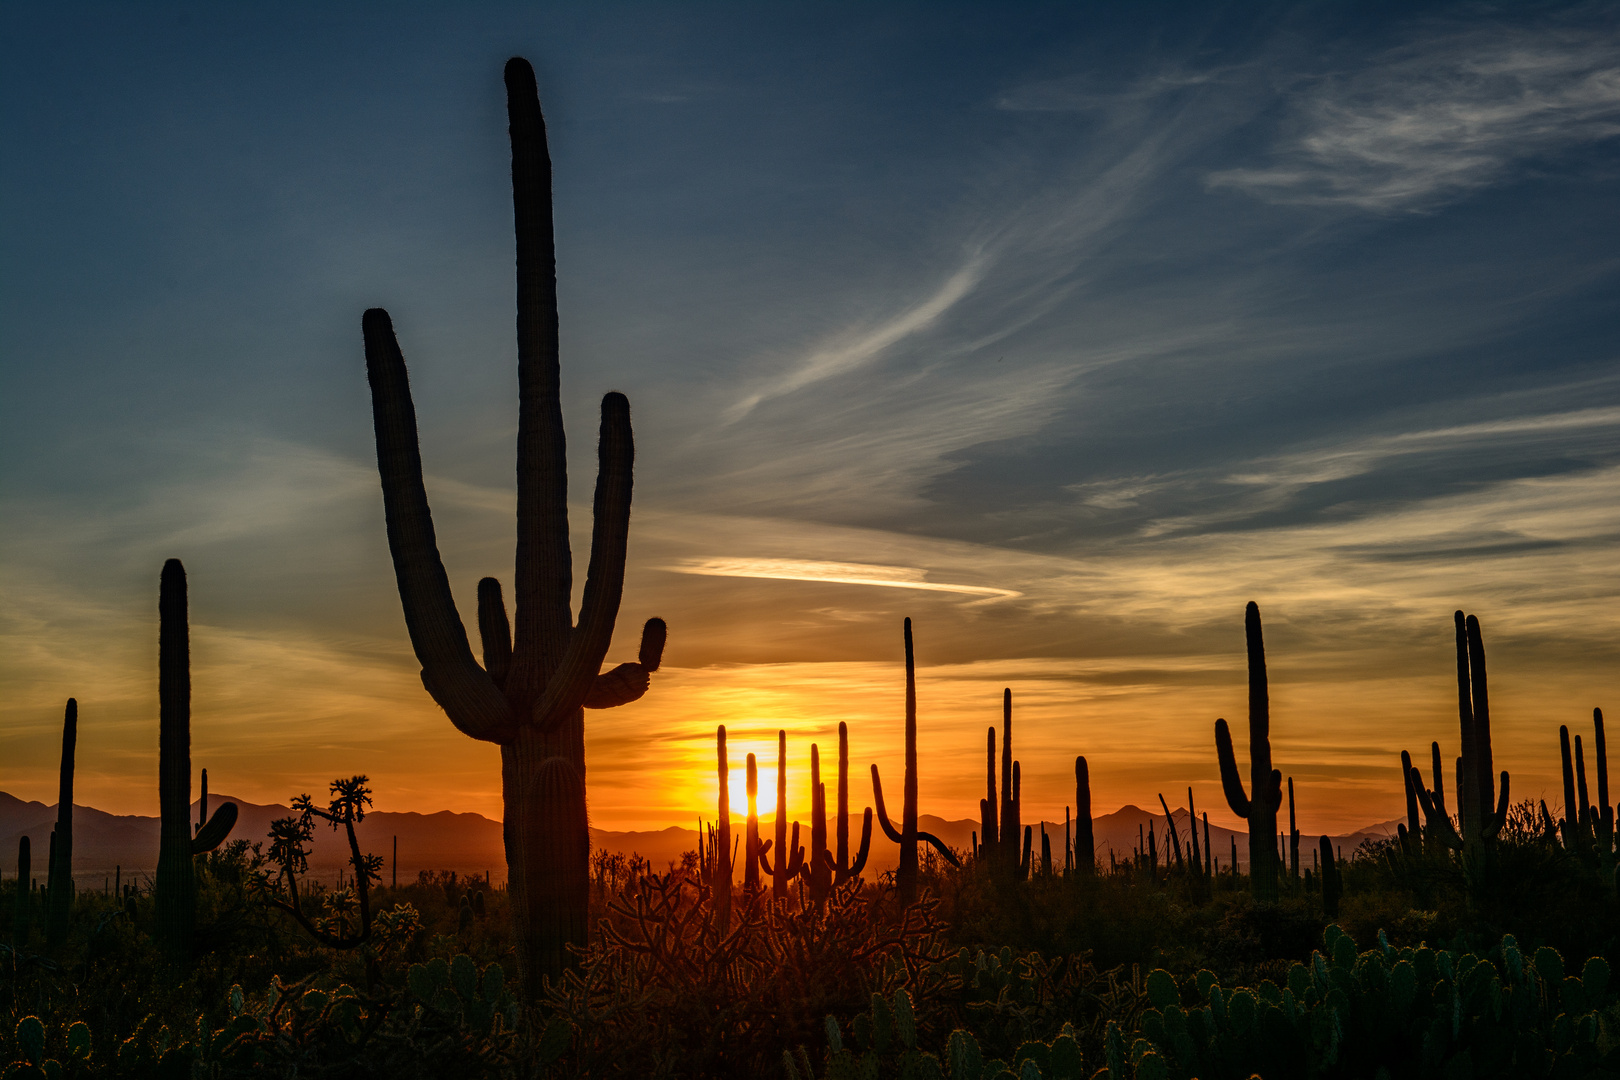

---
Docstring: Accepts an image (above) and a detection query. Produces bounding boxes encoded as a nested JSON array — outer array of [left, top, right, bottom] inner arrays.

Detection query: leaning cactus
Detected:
[[871, 618, 960, 904], [1214, 601, 1284, 903], [359, 58, 668, 989], [45, 699, 76, 949]]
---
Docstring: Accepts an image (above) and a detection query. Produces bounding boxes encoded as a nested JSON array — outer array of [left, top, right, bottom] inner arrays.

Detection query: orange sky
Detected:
[[3, 8, 1618, 845], [4, 494, 1614, 837]]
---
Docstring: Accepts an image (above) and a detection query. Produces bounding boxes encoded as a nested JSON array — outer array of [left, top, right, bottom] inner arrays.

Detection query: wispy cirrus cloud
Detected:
[[722, 257, 988, 422], [665, 556, 1021, 601], [1208, 21, 1620, 210]]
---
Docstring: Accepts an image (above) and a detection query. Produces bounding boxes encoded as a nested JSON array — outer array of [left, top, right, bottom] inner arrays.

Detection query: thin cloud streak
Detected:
[[1208, 20, 1620, 210], [665, 556, 1021, 601], [724, 257, 989, 422]]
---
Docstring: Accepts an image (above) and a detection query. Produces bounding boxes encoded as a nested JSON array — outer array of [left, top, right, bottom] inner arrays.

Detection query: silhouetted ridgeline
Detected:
[[0, 790, 1397, 885]]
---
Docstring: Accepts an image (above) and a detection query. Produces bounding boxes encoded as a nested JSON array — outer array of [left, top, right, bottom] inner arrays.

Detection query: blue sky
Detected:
[[3, 2, 1617, 829]]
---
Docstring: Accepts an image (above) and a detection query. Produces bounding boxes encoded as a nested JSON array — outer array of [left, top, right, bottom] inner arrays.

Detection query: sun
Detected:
[[727, 765, 777, 819]]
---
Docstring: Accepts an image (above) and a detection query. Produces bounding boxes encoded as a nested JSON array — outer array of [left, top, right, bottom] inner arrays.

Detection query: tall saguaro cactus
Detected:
[[155, 561, 239, 960], [1214, 601, 1284, 903], [156, 559, 196, 955], [13, 837, 30, 950], [871, 618, 959, 904], [359, 59, 667, 990], [760, 730, 805, 900], [1074, 756, 1095, 875], [714, 727, 733, 931], [744, 753, 762, 896], [821, 722, 872, 887], [1411, 612, 1510, 870], [46, 699, 76, 948]]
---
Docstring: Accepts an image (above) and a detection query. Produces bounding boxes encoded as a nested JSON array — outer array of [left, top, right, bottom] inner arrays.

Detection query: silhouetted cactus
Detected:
[[358, 58, 667, 990], [1074, 756, 1095, 875], [1319, 835, 1342, 917], [760, 730, 805, 901], [807, 743, 835, 903], [715, 726, 733, 930], [977, 688, 1028, 884], [1000, 690, 1024, 882], [13, 836, 29, 950], [1287, 777, 1300, 881], [1561, 708, 1616, 863], [980, 726, 998, 871], [262, 776, 385, 949], [1214, 601, 1284, 903], [820, 722, 872, 888], [154, 561, 239, 960], [744, 753, 762, 896], [871, 619, 960, 904], [1158, 794, 1185, 873], [1400, 749, 1421, 854], [1597, 708, 1613, 847], [156, 559, 194, 956], [1411, 613, 1510, 870], [46, 699, 76, 949]]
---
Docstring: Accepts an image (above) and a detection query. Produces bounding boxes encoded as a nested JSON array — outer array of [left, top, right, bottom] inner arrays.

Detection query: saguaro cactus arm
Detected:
[[476, 578, 514, 688], [192, 802, 238, 855], [583, 618, 667, 709], [1214, 718, 1251, 818], [363, 310, 512, 744], [1411, 767, 1463, 851], [870, 766, 961, 866], [531, 395, 634, 732]]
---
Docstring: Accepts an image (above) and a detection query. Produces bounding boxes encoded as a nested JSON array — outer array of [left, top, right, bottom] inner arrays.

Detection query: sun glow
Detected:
[[726, 764, 777, 819]]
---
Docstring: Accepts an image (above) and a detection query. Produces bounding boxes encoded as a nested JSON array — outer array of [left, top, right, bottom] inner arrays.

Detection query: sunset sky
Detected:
[[3, 2, 1617, 838]]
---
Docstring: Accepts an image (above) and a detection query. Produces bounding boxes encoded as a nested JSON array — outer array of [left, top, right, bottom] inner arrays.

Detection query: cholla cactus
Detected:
[[259, 776, 385, 949]]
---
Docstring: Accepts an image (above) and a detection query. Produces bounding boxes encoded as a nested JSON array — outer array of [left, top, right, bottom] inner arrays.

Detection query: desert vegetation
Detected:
[[4, 56, 1617, 1079]]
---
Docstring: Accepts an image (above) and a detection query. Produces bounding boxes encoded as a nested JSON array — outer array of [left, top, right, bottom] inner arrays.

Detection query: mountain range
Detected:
[[2, 791, 1399, 888]]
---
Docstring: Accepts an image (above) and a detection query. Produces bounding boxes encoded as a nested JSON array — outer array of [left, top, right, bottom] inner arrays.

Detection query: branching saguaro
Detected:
[[1214, 601, 1284, 903], [1410, 612, 1510, 875], [359, 58, 666, 991]]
